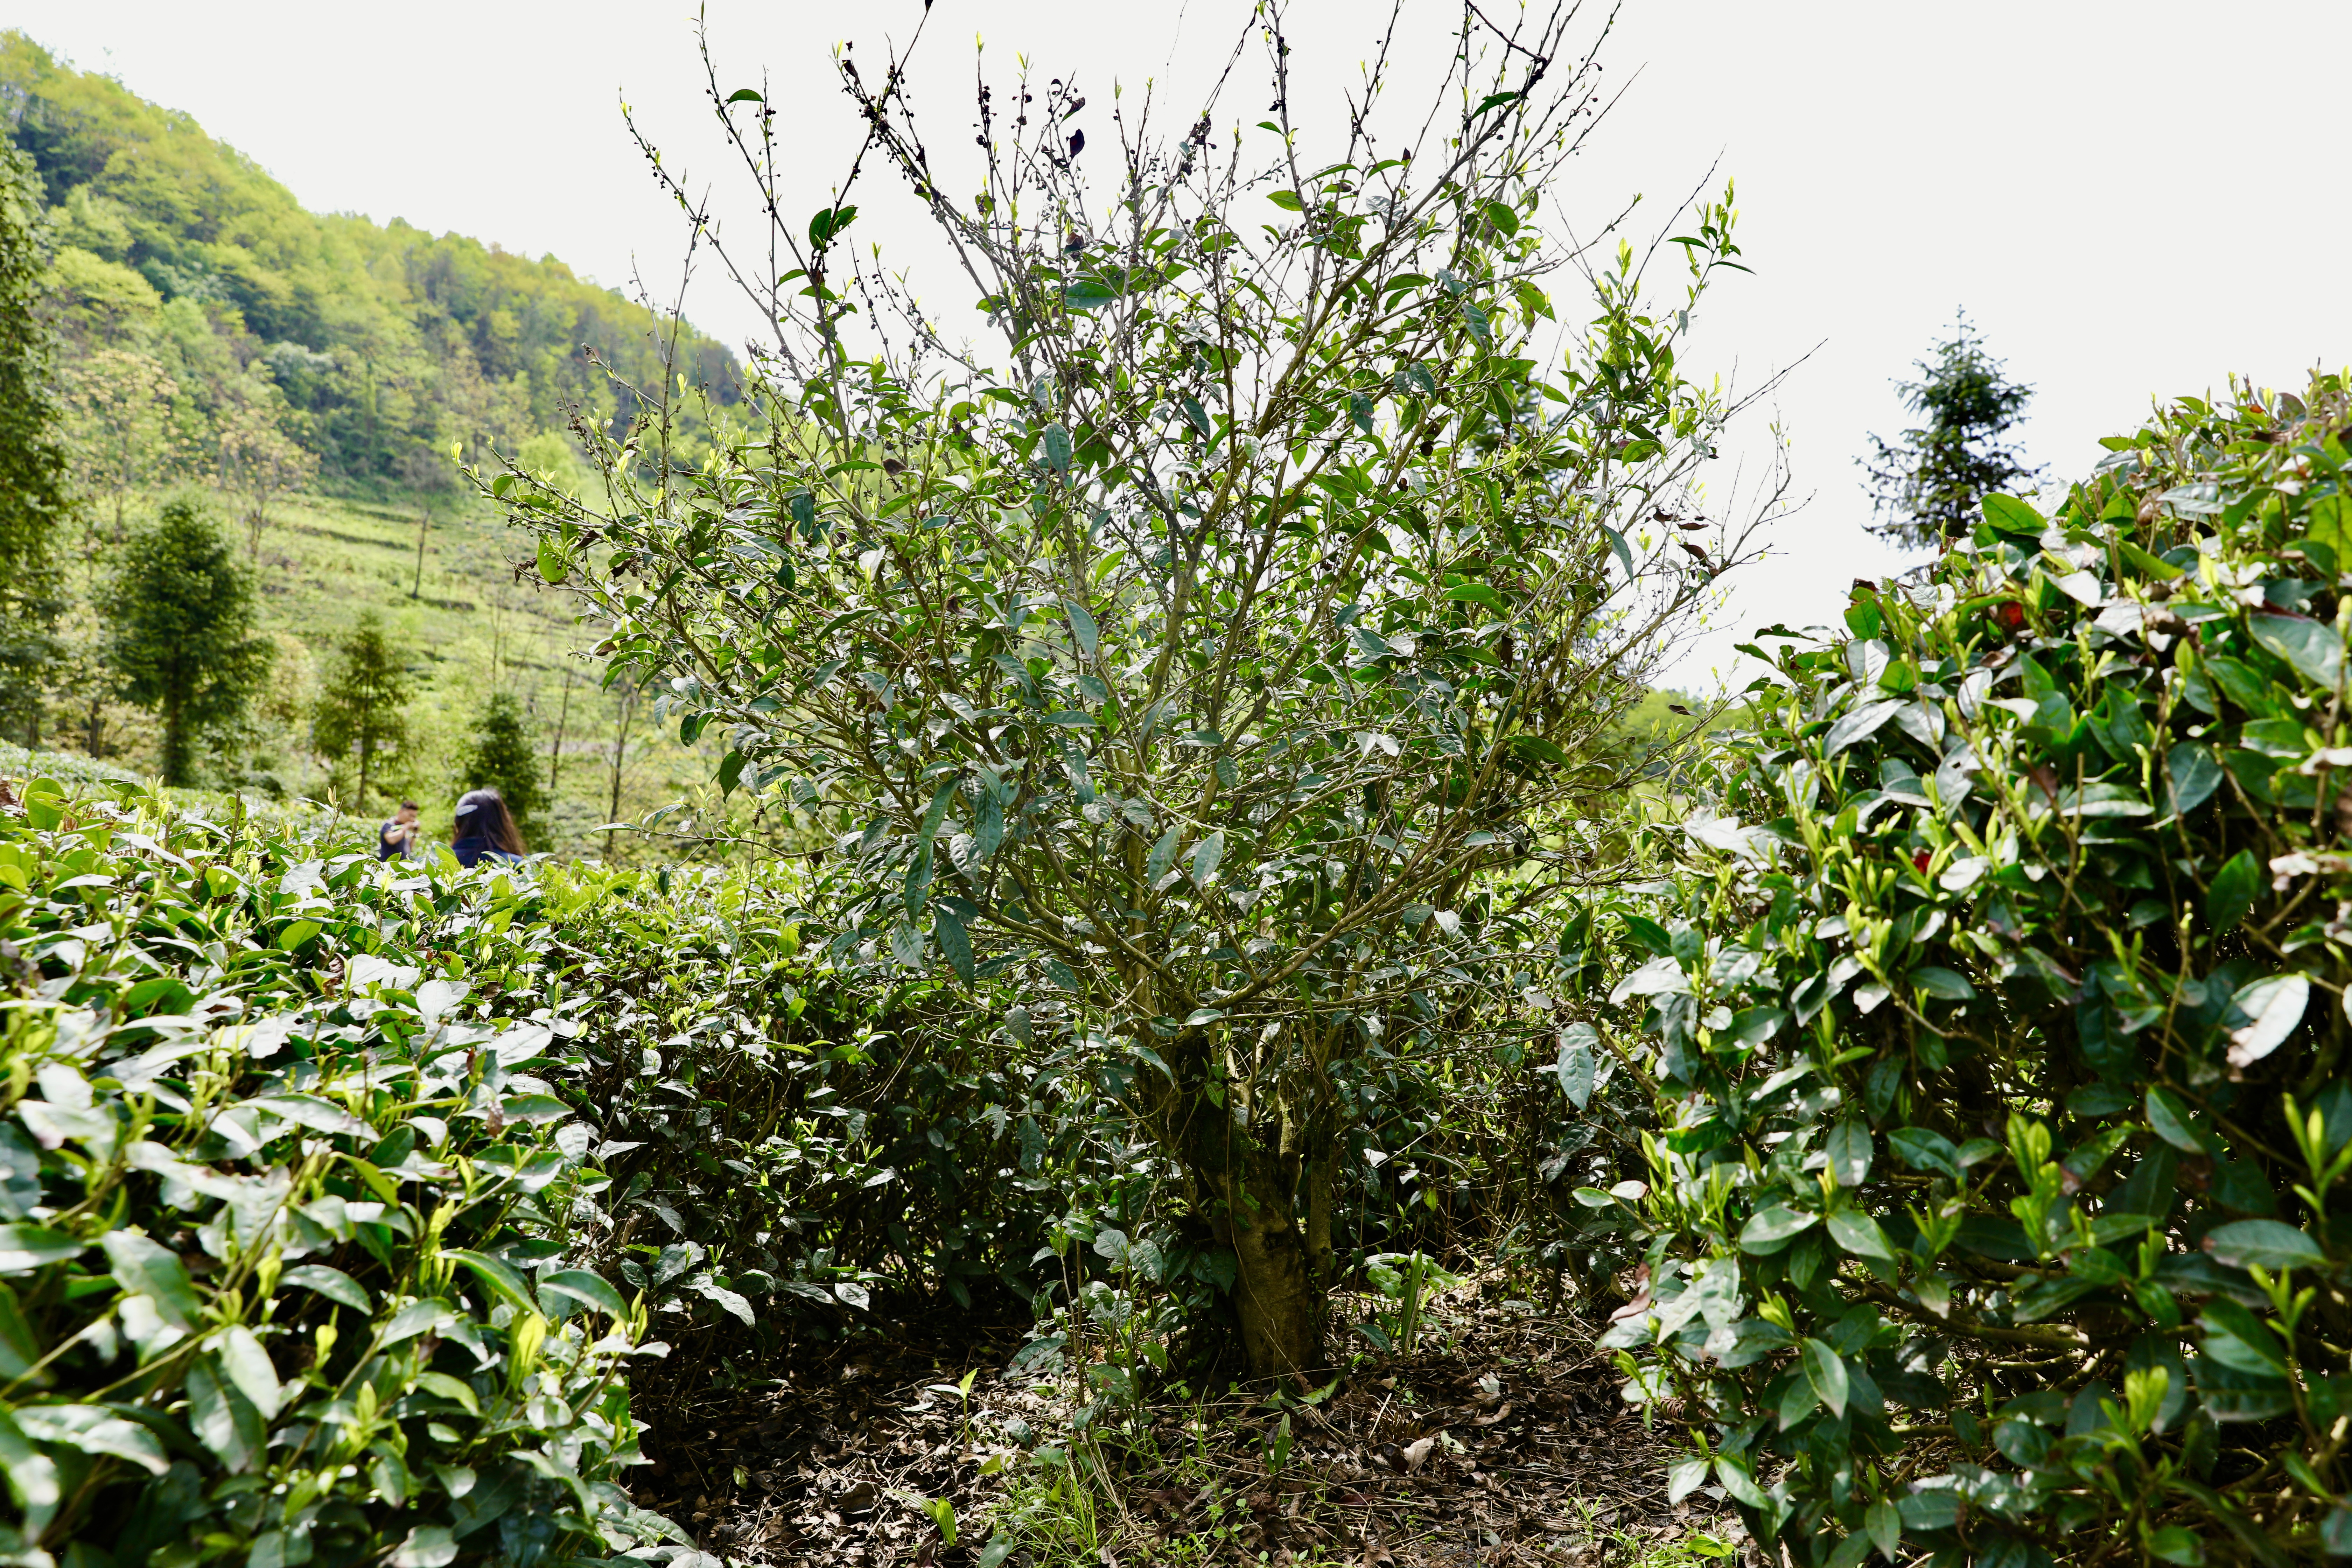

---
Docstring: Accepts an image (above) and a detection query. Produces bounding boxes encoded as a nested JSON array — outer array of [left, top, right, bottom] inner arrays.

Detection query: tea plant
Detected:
[[1610, 374, 2352, 1564]]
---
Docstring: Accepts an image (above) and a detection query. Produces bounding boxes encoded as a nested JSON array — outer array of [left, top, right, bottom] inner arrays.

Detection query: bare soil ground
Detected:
[[627, 1286, 1747, 1567]]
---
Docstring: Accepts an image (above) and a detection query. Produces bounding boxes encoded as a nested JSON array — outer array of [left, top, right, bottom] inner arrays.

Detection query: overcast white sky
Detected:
[[14, 1, 2350, 688]]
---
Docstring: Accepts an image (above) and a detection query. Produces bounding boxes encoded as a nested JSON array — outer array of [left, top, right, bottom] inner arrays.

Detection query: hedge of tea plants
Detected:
[[1605, 374, 2352, 1566], [0, 773, 1159, 1566]]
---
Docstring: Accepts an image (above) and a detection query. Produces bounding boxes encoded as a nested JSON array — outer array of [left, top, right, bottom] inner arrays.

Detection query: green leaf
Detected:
[[726, 88, 766, 104], [718, 751, 746, 798], [2165, 743, 2221, 815], [1445, 582, 1503, 608], [2248, 613, 2344, 689], [807, 204, 858, 249], [218, 1325, 282, 1421], [2146, 1087, 2206, 1153], [1191, 831, 1224, 888], [1266, 190, 1304, 212], [1599, 523, 1633, 578], [415, 1371, 480, 1415], [100, 1232, 199, 1327], [15, 1404, 168, 1476], [1556, 1024, 1597, 1111], [443, 1248, 537, 1316], [2119, 539, 2185, 579], [935, 905, 974, 984], [1981, 493, 2044, 534], [1865, 1499, 1900, 1562], [536, 536, 567, 584], [275, 919, 321, 952], [2226, 973, 2309, 1067], [1473, 89, 1523, 115], [1826, 1119, 1872, 1187], [1144, 825, 1182, 888], [2206, 849, 2261, 935], [1713, 1455, 1767, 1508], [1042, 423, 1073, 474], [1801, 1338, 1850, 1418], [1907, 966, 1975, 1001], [0, 1406, 59, 1531], [1509, 734, 1572, 767], [538, 1269, 630, 1318], [1621, 915, 1673, 956], [281, 1264, 371, 1314], [2203, 1220, 2324, 1272], [1063, 598, 1099, 659], [1890, 1127, 1962, 1180], [1738, 1206, 1818, 1254], [0, 1225, 82, 1275], [1827, 1210, 1896, 1261]]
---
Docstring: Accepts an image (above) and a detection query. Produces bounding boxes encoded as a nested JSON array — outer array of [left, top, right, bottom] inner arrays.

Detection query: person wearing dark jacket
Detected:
[[450, 788, 527, 867]]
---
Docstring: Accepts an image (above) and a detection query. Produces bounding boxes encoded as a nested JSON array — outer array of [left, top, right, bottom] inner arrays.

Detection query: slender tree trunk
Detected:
[[161, 692, 188, 787], [357, 729, 373, 811], [549, 668, 572, 795], [412, 503, 430, 597], [607, 685, 635, 821]]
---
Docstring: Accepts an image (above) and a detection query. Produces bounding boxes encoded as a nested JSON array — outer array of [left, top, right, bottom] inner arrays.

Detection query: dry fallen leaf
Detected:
[[1402, 1436, 1435, 1472]]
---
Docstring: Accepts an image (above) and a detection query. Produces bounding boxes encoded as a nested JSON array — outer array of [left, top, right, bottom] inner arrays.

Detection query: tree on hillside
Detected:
[[498, 12, 1782, 1375], [60, 347, 188, 549], [394, 441, 459, 598], [3, 31, 743, 494], [312, 614, 413, 810], [458, 693, 546, 845], [104, 500, 272, 784], [216, 385, 318, 558], [1861, 309, 2044, 548], [0, 140, 68, 743]]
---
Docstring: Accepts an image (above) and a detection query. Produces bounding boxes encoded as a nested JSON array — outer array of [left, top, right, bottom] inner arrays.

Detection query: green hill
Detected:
[[3, 28, 739, 496], [3, 31, 746, 854]]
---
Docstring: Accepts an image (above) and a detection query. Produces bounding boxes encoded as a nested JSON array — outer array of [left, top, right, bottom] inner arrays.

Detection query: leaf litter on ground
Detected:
[[635, 1281, 1747, 1566]]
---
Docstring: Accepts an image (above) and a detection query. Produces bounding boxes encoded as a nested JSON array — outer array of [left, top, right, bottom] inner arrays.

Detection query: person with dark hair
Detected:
[[450, 787, 527, 867], [377, 800, 421, 861]]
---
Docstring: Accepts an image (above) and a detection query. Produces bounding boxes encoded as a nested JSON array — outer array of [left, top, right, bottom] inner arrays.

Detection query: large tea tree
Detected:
[[500, 2, 1780, 1374]]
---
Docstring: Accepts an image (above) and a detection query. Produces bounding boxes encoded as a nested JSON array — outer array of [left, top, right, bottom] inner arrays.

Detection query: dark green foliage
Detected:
[[0, 779, 672, 1566], [103, 499, 272, 784], [0, 138, 65, 741], [311, 611, 411, 809], [1610, 373, 2352, 1564], [3, 31, 739, 491], [1862, 311, 2043, 550], [497, 19, 1754, 1377], [461, 692, 546, 843]]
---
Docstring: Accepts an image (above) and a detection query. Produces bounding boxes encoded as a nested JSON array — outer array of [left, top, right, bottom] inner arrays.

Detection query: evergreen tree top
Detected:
[[1861, 309, 2044, 550]]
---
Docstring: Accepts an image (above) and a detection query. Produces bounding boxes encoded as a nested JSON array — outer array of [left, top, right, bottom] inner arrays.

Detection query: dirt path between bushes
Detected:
[[626, 1290, 1747, 1566]]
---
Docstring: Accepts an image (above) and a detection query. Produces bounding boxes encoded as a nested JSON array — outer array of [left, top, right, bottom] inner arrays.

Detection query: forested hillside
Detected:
[[0, 32, 753, 845], [3, 30, 738, 502]]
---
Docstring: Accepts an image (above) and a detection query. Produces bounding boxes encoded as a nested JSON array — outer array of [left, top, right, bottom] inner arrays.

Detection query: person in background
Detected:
[[377, 800, 421, 861], [450, 788, 527, 867]]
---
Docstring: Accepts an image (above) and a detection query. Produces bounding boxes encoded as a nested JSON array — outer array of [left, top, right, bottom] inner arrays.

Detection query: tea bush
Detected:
[[1608, 374, 2352, 1565], [0, 770, 1189, 1565], [0, 778, 677, 1568]]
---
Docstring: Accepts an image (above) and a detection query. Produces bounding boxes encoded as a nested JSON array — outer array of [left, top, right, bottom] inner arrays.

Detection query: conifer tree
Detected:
[[1862, 310, 2044, 548], [312, 614, 412, 809], [0, 141, 68, 742], [104, 501, 272, 784], [458, 692, 545, 844]]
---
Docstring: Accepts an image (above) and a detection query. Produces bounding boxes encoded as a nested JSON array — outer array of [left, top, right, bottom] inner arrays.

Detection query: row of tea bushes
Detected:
[[0, 779, 694, 1568], [1606, 375, 2352, 1564]]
